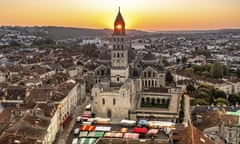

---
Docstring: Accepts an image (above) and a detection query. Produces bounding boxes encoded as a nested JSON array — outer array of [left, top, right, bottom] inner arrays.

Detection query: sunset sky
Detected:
[[0, 0, 240, 31]]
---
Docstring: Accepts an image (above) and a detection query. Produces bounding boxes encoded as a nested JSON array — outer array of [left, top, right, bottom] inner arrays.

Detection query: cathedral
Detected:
[[91, 8, 181, 122]]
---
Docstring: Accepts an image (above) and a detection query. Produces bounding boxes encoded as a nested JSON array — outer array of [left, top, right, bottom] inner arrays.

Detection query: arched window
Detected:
[[151, 98, 155, 104], [148, 71, 151, 77], [117, 77, 120, 82], [121, 53, 124, 57], [113, 98, 116, 105], [146, 97, 150, 103], [144, 72, 147, 77], [145, 80, 147, 87], [102, 98, 105, 105], [117, 53, 119, 57], [141, 97, 145, 103], [157, 98, 160, 104], [153, 73, 155, 77], [101, 70, 104, 76], [162, 99, 165, 104]]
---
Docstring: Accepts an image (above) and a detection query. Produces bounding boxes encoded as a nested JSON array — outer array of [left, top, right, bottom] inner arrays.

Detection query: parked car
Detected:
[[76, 116, 81, 122], [74, 128, 80, 135], [72, 138, 78, 144]]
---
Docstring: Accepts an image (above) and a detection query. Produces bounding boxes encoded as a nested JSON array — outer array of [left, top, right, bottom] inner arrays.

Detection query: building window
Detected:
[[121, 37, 123, 41], [121, 53, 124, 57], [117, 77, 120, 82], [121, 45, 124, 49], [144, 72, 147, 77], [113, 98, 116, 105], [102, 98, 105, 105], [148, 71, 151, 77], [113, 45, 116, 49], [113, 38, 115, 41], [117, 53, 119, 57]]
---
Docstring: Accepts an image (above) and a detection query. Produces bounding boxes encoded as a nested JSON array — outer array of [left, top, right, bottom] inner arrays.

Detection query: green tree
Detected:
[[185, 67, 194, 73], [163, 59, 170, 66], [196, 91, 212, 103], [186, 84, 196, 94], [223, 65, 228, 75], [201, 71, 210, 77], [214, 90, 226, 99], [193, 98, 209, 105], [228, 94, 240, 105], [195, 49, 211, 58], [182, 57, 187, 63], [166, 71, 173, 84], [237, 68, 240, 79], [215, 98, 229, 106], [210, 63, 223, 79]]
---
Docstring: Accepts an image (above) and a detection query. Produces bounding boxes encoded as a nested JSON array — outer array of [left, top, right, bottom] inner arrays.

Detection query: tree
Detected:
[[182, 57, 187, 63], [166, 71, 173, 84], [195, 49, 211, 58], [214, 90, 226, 99], [163, 59, 169, 66], [215, 98, 229, 106], [193, 98, 208, 105], [196, 91, 212, 103], [185, 67, 194, 73], [210, 63, 223, 79], [237, 68, 240, 79], [186, 84, 196, 94], [201, 71, 210, 77], [228, 94, 240, 105], [222, 65, 228, 75]]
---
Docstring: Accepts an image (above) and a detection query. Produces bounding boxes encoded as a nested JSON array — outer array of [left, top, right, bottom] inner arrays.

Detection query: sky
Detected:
[[0, 0, 240, 31]]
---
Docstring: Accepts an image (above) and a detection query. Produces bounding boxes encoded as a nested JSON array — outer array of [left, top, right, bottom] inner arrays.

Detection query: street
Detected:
[[55, 96, 90, 144]]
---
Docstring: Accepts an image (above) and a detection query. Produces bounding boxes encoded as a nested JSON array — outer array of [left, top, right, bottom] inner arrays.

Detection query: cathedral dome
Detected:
[[142, 52, 159, 64], [143, 52, 157, 60]]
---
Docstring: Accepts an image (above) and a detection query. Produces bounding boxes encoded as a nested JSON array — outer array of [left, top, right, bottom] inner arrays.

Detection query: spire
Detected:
[[113, 7, 125, 35]]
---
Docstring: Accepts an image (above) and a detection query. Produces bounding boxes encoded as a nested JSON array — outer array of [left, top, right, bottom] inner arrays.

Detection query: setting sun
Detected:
[[117, 24, 122, 29]]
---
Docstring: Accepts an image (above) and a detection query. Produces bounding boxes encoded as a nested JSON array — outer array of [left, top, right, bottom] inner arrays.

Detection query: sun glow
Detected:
[[0, 0, 240, 30], [116, 24, 122, 29]]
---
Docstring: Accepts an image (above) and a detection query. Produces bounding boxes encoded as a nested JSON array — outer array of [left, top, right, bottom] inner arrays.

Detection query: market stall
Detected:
[[132, 127, 148, 134], [104, 132, 123, 138], [123, 133, 139, 139]]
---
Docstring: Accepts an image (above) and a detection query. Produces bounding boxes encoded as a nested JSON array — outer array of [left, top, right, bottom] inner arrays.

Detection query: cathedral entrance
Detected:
[[107, 109, 112, 118]]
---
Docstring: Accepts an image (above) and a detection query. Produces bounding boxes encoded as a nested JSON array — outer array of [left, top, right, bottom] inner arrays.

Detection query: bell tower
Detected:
[[111, 7, 129, 83]]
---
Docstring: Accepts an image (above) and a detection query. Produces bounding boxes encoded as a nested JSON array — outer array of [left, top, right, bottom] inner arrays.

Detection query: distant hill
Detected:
[[2, 26, 149, 40]]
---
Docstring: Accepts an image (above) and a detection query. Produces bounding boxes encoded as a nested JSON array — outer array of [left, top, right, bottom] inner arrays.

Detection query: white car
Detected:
[[74, 128, 80, 135], [72, 138, 78, 144], [76, 116, 81, 122]]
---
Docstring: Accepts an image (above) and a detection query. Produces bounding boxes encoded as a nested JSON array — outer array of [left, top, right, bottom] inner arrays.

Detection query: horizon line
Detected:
[[1, 25, 240, 32]]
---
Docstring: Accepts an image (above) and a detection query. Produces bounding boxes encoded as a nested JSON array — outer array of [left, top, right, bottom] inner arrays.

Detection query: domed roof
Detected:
[[143, 52, 157, 61], [98, 52, 111, 60]]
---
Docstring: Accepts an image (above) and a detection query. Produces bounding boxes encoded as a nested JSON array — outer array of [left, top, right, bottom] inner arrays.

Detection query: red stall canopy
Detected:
[[132, 127, 148, 134]]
